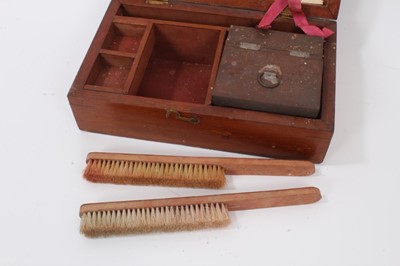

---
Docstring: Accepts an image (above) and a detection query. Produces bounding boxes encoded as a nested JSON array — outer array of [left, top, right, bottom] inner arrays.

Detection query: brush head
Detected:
[[80, 203, 230, 237], [84, 159, 226, 189]]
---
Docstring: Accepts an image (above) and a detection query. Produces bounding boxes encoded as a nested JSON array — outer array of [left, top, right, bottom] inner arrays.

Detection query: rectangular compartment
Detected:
[[102, 22, 146, 54], [85, 53, 133, 93], [135, 23, 225, 104]]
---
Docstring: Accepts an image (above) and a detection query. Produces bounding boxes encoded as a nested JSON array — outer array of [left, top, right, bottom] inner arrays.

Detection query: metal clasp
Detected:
[[166, 109, 200, 125]]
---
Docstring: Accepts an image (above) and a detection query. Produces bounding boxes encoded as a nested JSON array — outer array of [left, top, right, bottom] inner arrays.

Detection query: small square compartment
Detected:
[[86, 54, 133, 91], [135, 23, 223, 104], [103, 22, 146, 54]]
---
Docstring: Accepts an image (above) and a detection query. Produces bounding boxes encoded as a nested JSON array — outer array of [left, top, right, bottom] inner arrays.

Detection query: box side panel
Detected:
[[68, 91, 332, 163]]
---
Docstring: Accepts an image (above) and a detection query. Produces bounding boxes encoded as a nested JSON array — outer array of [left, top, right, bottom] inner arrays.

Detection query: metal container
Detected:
[[212, 26, 324, 118]]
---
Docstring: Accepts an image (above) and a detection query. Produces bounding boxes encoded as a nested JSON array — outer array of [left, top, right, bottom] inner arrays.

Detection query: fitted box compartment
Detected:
[[85, 53, 134, 93], [136, 22, 225, 104], [102, 22, 146, 54], [68, 0, 339, 163]]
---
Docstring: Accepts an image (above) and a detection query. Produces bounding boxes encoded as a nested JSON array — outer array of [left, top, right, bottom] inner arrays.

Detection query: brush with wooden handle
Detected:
[[83, 152, 315, 189], [79, 187, 321, 237]]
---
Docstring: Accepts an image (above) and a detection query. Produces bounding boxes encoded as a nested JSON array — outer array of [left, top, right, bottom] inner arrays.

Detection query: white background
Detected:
[[1, 0, 399, 265]]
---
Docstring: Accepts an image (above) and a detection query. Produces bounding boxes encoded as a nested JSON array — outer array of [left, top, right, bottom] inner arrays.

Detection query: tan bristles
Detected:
[[79, 187, 322, 237], [84, 159, 226, 189], [80, 203, 230, 237]]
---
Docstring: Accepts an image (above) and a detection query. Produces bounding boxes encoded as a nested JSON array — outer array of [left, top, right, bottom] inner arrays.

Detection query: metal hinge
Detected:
[[146, 0, 169, 5]]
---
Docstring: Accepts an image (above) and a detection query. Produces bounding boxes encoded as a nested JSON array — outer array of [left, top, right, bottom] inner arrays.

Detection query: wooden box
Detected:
[[68, 0, 340, 163]]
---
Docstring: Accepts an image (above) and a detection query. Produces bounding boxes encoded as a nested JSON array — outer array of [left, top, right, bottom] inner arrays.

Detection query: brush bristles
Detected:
[[80, 203, 230, 237], [84, 159, 226, 189]]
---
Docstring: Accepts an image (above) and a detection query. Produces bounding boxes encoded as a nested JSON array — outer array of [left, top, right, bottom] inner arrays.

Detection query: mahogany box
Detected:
[[68, 0, 340, 163]]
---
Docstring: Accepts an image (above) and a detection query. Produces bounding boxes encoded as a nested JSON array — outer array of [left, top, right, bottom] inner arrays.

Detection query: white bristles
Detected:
[[80, 203, 230, 237], [84, 159, 226, 188]]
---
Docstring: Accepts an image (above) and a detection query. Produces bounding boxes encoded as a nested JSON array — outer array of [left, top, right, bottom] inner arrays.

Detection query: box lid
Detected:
[[177, 0, 341, 20]]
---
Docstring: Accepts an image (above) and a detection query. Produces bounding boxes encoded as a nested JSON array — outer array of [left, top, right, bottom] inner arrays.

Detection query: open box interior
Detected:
[[81, 0, 337, 119]]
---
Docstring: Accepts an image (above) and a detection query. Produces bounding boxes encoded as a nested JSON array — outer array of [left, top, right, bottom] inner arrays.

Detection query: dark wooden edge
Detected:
[[114, 15, 228, 31], [205, 28, 227, 105], [326, 0, 341, 19], [124, 20, 154, 94], [83, 84, 127, 94], [144, 0, 341, 20], [320, 23, 337, 129], [99, 49, 136, 58]]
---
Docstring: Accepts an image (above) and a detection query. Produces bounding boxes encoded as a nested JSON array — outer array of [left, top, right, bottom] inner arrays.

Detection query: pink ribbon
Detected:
[[257, 0, 334, 38]]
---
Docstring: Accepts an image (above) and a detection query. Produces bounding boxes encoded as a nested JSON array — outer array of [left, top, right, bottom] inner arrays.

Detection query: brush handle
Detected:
[[80, 187, 321, 216], [86, 152, 315, 176]]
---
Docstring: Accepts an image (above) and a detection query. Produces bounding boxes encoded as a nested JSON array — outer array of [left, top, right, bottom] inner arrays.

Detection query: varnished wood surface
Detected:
[[80, 187, 321, 215], [69, 87, 333, 162], [87, 152, 315, 176]]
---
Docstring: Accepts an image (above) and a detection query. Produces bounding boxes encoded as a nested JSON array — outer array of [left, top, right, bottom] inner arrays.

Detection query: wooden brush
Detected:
[[79, 187, 321, 237], [83, 152, 315, 189]]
